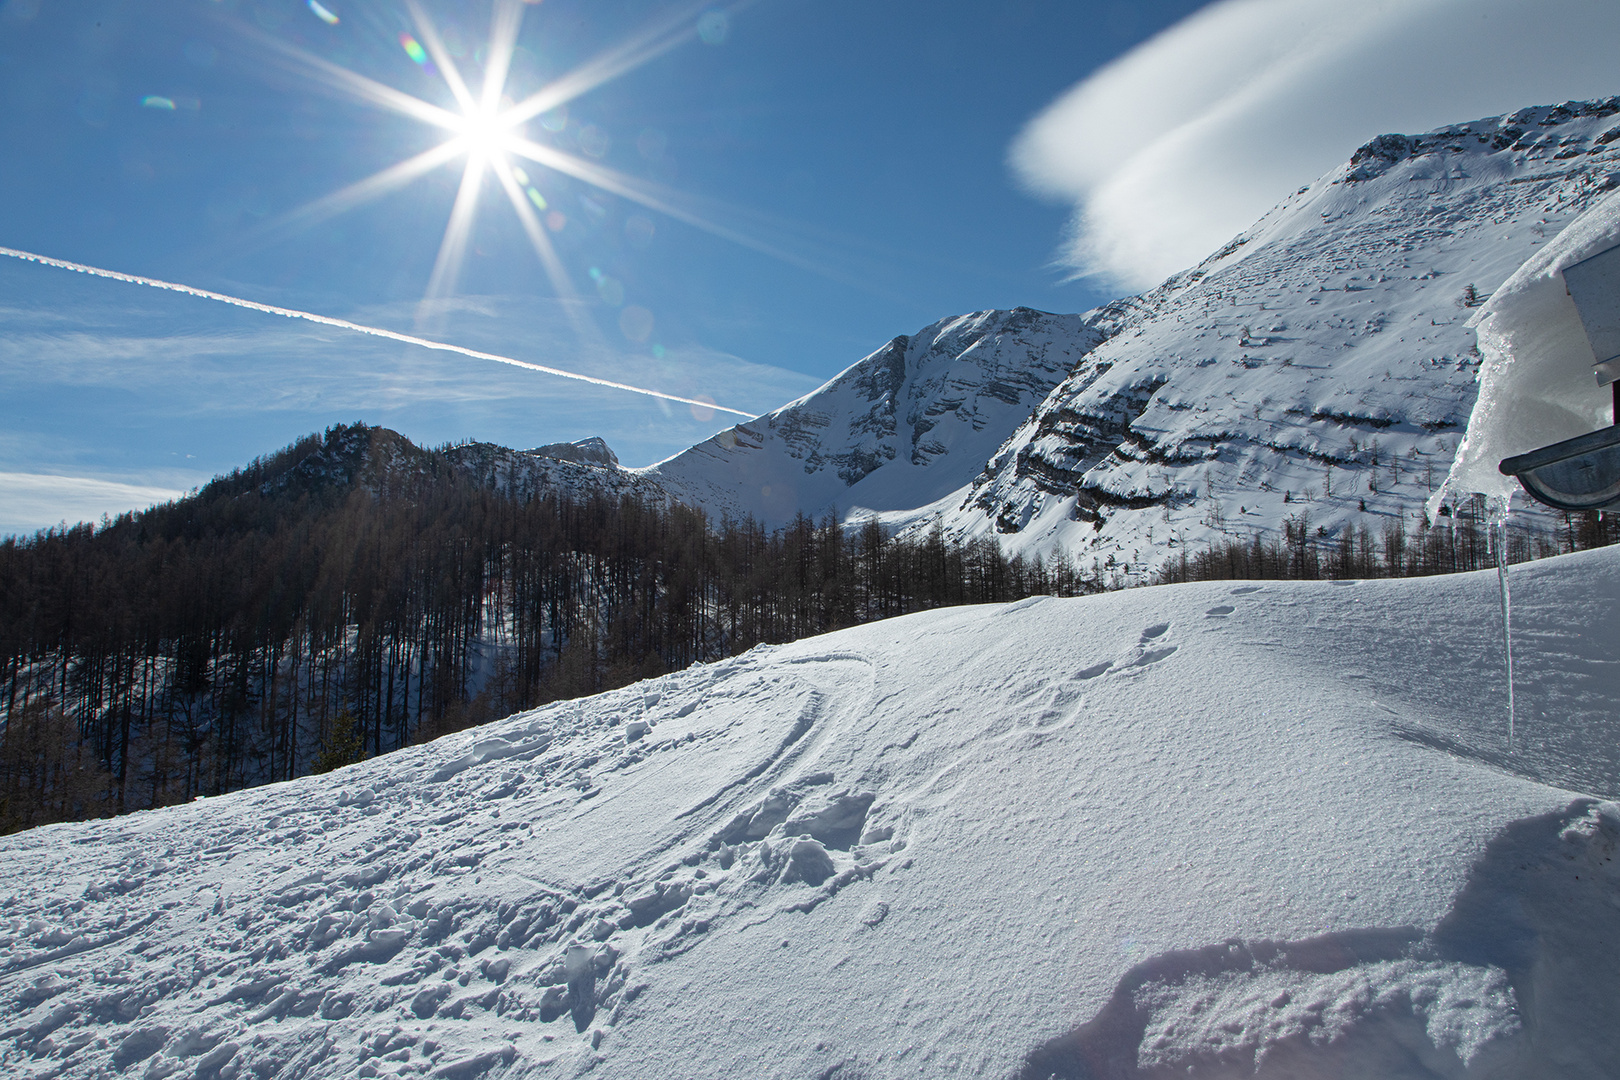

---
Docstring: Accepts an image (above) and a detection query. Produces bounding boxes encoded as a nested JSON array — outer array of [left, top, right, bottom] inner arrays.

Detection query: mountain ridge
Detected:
[[568, 99, 1620, 579]]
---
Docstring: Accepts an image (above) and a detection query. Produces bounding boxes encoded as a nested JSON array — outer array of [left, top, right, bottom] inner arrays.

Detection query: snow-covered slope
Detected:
[[638, 308, 1112, 528], [938, 100, 1620, 573], [617, 101, 1620, 576], [4, 546, 1619, 1079]]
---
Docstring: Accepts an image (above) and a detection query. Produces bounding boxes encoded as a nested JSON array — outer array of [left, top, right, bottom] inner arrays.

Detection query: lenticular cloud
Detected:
[[1013, 0, 1620, 290]]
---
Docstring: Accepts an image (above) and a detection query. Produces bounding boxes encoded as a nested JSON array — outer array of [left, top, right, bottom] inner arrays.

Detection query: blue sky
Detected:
[[3, 0, 1617, 536], [0, 0, 1208, 534]]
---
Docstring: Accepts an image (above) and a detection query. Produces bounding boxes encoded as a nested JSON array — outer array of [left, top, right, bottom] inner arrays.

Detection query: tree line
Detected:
[[0, 424, 1097, 832], [1154, 500, 1618, 585]]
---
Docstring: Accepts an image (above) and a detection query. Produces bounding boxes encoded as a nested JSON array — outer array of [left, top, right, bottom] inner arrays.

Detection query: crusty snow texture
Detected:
[[3, 548, 1619, 1079]]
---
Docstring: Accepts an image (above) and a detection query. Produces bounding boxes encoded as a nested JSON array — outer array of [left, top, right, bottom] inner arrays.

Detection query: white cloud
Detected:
[[0, 472, 197, 538], [1014, 0, 1620, 290]]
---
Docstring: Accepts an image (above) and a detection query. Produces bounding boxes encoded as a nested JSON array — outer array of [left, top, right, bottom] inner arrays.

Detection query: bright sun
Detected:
[[250, 0, 773, 336], [452, 109, 514, 161]]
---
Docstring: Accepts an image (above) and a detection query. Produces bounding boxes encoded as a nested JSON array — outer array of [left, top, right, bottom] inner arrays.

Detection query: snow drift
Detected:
[[3, 545, 1619, 1079]]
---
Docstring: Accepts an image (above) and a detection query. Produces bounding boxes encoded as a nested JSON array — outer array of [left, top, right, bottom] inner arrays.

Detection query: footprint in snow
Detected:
[[1205, 605, 1235, 617], [1140, 623, 1170, 641]]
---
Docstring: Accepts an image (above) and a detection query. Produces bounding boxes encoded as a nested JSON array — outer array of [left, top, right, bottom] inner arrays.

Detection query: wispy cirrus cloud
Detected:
[[0, 275, 819, 457], [1013, 0, 1620, 290], [0, 471, 198, 539]]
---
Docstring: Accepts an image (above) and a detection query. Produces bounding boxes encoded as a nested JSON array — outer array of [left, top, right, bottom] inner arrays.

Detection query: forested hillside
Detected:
[[0, 425, 1093, 832]]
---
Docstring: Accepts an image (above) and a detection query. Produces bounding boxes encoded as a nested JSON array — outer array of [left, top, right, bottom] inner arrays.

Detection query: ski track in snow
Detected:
[[2, 549, 1619, 1079]]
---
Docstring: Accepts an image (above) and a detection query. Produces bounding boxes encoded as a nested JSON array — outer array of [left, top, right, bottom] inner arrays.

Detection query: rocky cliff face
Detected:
[[639, 307, 1111, 527]]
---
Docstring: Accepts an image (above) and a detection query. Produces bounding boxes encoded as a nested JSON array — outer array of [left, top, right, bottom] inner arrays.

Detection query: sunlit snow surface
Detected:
[[3, 549, 1619, 1079]]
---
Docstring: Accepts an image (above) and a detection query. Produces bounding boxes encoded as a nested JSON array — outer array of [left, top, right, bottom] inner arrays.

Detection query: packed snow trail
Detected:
[[0, 246, 754, 418], [2, 548, 1618, 1079]]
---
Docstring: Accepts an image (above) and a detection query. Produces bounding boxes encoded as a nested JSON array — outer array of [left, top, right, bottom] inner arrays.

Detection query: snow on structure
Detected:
[[1437, 185, 1620, 510], [3, 545, 1618, 1079]]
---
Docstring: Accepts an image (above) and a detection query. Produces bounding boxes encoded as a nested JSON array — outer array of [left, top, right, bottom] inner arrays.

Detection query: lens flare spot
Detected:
[[697, 10, 729, 45], [540, 105, 568, 132], [619, 305, 654, 342], [595, 275, 624, 306], [142, 96, 176, 110], [690, 396, 717, 422], [526, 187, 547, 211], [512, 165, 530, 186], [624, 215, 655, 249], [546, 210, 567, 232], [651, 343, 667, 360], [399, 33, 429, 66], [578, 124, 611, 159], [307, 0, 340, 26]]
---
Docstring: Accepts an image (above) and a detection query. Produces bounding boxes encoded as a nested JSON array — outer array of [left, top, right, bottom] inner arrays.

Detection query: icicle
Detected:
[[1492, 513, 1516, 751]]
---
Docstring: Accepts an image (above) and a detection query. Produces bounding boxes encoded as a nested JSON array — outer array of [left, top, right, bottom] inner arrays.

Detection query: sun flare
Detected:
[[450, 108, 517, 162], [241, 0, 746, 337]]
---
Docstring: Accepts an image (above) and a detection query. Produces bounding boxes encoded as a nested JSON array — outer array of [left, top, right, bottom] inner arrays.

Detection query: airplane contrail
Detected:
[[0, 245, 755, 418]]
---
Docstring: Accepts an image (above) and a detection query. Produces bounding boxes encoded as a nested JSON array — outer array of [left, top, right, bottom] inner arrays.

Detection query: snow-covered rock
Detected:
[[3, 544, 1618, 1079], [584, 101, 1620, 580]]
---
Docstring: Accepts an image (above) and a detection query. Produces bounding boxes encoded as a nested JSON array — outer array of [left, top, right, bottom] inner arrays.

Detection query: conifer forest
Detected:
[[2, 424, 1614, 833]]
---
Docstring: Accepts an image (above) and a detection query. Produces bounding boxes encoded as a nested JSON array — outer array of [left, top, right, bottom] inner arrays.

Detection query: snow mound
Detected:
[[3, 548, 1619, 1078], [1025, 799, 1620, 1079]]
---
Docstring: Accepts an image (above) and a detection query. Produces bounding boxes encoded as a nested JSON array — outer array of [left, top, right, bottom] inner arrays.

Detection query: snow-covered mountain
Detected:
[[936, 99, 1620, 572], [637, 308, 1112, 528], [3, 546, 1617, 1079], [615, 100, 1620, 578]]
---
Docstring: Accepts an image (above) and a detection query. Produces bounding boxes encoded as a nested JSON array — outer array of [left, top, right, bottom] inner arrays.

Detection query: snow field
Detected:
[[2, 548, 1619, 1078]]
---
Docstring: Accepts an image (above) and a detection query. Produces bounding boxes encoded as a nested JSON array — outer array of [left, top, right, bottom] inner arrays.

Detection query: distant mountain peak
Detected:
[[528, 437, 619, 468], [640, 307, 1111, 528]]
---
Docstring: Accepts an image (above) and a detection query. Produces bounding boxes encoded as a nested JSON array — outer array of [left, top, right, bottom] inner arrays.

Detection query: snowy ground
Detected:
[[3, 548, 1618, 1079]]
